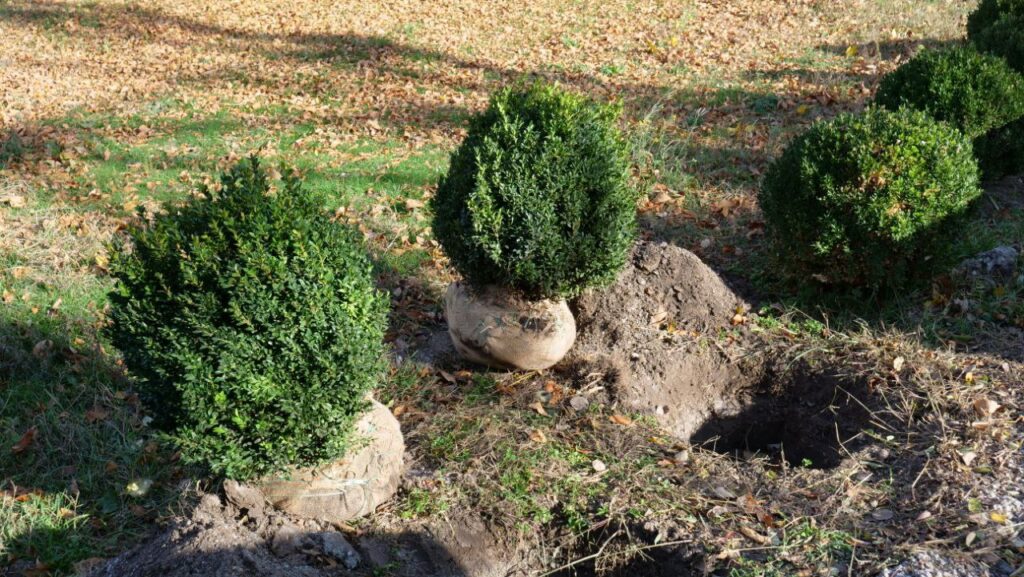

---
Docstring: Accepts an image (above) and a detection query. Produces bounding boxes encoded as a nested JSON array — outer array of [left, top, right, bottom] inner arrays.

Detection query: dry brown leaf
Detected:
[[973, 397, 1000, 418], [609, 414, 632, 426], [85, 407, 109, 423], [11, 426, 37, 454]]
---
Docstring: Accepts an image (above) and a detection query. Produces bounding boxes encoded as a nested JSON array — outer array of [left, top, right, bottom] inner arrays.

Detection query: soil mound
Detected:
[[571, 241, 764, 440], [84, 491, 525, 577]]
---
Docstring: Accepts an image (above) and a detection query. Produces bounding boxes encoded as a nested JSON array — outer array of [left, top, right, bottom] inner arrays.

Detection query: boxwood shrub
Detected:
[[107, 158, 389, 480], [967, 0, 1024, 38], [431, 83, 639, 300], [971, 15, 1024, 75], [873, 45, 1024, 139], [760, 107, 981, 289]]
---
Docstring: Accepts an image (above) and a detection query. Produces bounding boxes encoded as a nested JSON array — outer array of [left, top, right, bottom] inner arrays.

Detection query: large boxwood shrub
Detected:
[[873, 45, 1024, 139], [971, 15, 1024, 75], [760, 107, 981, 289], [431, 83, 639, 300], [107, 158, 389, 480], [967, 0, 1024, 38]]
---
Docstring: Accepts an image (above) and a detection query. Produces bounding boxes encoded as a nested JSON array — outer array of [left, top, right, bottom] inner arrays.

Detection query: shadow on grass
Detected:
[[0, 312, 186, 573]]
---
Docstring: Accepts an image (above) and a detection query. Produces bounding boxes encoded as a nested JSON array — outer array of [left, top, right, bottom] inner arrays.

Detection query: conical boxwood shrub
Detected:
[[432, 83, 640, 300], [107, 158, 389, 480], [760, 108, 982, 290]]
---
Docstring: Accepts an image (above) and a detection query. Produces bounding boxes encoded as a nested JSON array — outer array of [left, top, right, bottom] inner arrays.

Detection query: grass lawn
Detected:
[[2, 0, 1022, 575]]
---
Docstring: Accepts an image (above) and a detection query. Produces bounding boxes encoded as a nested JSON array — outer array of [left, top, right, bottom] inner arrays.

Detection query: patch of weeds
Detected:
[[0, 131, 25, 167], [629, 104, 697, 192], [727, 520, 853, 577], [749, 94, 780, 115], [599, 63, 623, 76], [398, 487, 448, 520], [426, 416, 484, 463], [464, 373, 499, 405]]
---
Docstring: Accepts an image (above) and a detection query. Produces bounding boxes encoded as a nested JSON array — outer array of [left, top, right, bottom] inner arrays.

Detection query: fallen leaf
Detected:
[[404, 198, 425, 209], [32, 340, 53, 358], [125, 478, 153, 497], [529, 429, 547, 443], [871, 508, 894, 521], [972, 397, 1000, 418], [528, 401, 548, 416], [990, 512, 1008, 524], [438, 370, 458, 384], [85, 407, 109, 423], [11, 426, 37, 454], [609, 414, 632, 426]]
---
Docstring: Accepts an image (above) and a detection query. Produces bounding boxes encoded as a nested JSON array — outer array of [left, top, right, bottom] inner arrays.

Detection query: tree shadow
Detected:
[[0, 311, 188, 573]]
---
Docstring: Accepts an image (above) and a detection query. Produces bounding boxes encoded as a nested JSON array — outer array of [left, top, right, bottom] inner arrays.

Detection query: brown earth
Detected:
[[84, 490, 527, 577]]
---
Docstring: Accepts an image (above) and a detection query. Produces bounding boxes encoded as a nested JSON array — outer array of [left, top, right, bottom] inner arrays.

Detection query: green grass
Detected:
[[727, 520, 854, 577]]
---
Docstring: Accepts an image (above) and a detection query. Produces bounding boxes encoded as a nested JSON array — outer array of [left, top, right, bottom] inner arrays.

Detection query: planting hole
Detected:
[[689, 369, 873, 470]]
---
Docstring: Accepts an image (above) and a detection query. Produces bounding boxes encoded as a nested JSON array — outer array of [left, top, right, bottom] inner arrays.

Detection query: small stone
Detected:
[[270, 525, 304, 557], [318, 531, 360, 569], [954, 246, 1019, 281], [569, 396, 589, 411], [592, 459, 607, 473], [673, 450, 689, 464]]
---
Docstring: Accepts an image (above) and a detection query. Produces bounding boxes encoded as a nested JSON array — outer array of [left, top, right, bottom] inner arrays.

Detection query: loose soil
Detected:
[[84, 491, 527, 577], [571, 241, 874, 469]]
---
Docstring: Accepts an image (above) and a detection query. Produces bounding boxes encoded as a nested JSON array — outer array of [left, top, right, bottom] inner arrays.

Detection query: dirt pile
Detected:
[[84, 491, 526, 577], [571, 241, 872, 467], [570, 241, 765, 440]]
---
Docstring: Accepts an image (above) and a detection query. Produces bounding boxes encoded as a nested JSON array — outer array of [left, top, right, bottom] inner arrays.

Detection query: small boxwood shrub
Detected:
[[873, 45, 1024, 139], [760, 107, 981, 289], [967, 0, 1024, 38], [107, 158, 389, 480], [971, 15, 1024, 75], [431, 83, 639, 300]]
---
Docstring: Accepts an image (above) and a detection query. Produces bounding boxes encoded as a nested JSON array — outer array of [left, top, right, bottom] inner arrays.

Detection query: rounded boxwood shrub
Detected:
[[107, 157, 389, 480], [873, 45, 1024, 139], [971, 15, 1024, 75], [967, 0, 1024, 38], [431, 83, 639, 300], [760, 107, 982, 289]]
